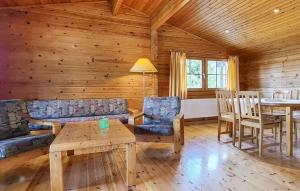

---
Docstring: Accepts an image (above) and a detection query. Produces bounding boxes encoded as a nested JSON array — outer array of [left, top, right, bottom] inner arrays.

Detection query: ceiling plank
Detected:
[[151, 0, 190, 31], [112, 0, 124, 16]]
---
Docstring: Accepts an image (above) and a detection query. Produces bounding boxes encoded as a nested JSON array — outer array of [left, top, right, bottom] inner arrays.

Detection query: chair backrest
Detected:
[[215, 90, 236, 119], [272, 89, 291, 99], [291, 89, 300, 100], [143, 96, 180, 122], [236, 91, 262, 122], [0, 100, 30, 140]]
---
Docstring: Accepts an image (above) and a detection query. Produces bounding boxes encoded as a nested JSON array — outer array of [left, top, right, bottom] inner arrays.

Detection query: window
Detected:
[[207, 60, 228, 89], [186, 59, 203, 89], [186, 58, 228, 90]]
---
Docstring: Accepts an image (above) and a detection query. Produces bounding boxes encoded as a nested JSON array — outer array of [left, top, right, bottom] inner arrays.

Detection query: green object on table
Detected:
[[99, 118, 109, 129]]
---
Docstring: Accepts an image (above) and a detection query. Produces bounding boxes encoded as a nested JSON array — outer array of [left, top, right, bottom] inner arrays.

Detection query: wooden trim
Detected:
[[112, 0, 124, 16], [151, 0, 191, 31]]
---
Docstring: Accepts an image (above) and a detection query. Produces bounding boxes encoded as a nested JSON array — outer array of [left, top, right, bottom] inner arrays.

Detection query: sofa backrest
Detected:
[[143, 96, 181, 123], [26, 98, 128, 119], [0, 100, 30, 140]]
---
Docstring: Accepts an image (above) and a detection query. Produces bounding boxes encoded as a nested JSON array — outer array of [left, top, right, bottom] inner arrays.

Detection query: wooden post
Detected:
[[286, 106, 293, 156], [49, 152, 64, 191], [126, 142, 136, 186]]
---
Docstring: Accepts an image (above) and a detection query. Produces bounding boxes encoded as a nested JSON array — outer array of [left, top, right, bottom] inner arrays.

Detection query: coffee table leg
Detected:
[[126, 143, 136, 186], [50, 151, 64, 191]]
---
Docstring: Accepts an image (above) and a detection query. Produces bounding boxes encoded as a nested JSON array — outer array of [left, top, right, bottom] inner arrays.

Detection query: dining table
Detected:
[[260, 98, 300, 157]]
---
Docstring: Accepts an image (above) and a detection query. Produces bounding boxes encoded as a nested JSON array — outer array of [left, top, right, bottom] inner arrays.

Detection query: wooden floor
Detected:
[[1, 123, 300, 191]]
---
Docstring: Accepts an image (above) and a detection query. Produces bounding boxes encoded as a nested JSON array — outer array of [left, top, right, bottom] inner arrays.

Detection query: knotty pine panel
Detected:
[[240, 45, 300, 97], [157, 24, 228, 98], [0, 1, 151, 109]]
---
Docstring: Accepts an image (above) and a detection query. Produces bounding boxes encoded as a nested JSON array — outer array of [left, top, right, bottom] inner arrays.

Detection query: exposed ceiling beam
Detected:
[[112, 0, 124, 16], [151, 0, 190, 31]]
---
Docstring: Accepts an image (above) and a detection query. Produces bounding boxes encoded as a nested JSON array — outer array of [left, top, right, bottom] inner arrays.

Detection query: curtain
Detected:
[[169, 51, 187, 99], [227, 55, 239, 91]]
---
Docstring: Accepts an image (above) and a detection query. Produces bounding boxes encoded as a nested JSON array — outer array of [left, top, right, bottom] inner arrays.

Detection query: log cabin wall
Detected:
[[240, 42, 300, 97], [157, 24, 228, 98], [0, 1, 151, 109]]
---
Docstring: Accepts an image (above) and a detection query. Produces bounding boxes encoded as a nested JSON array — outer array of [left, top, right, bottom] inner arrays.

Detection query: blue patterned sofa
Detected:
[[128, 96, 184, 153], [0, 100, 60, 169], [26, 98, 129, 130]]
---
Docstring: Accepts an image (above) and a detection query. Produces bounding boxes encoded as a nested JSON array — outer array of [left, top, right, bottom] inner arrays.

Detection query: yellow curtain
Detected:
[[169, 51, 187, 99], [227, 55, 239, 91]]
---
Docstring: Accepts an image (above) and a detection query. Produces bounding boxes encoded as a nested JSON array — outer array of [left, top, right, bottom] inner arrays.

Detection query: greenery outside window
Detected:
[[186, 58, 228, 90], [186, 59, 203, 89], [207, 60, 228, 89]]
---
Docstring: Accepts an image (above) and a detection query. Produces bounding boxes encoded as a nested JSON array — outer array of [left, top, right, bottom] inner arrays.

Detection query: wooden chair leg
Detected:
[[239, 124, 243, 149], [279, 122, 283, 152], [232, 121, 236, 146], [259, 128, 264, 157], [218, 119, 221, 141], [294, 121, 297, 141]]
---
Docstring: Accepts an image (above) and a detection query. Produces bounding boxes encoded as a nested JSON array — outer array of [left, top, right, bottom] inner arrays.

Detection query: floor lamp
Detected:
[[129, 58, 158, 97]]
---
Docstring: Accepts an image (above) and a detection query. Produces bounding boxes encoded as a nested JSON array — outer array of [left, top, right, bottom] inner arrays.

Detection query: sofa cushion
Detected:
[[0, 134, 55, 159], [0, 100, 30, 140], [143, 96, 180, 123], [26, 98, 128, 119], [28, 114, 129, 131], [134, 119, 174, 136]]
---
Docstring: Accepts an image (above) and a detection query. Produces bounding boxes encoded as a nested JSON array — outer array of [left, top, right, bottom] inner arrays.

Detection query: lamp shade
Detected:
[[129, 58, 158, 73]]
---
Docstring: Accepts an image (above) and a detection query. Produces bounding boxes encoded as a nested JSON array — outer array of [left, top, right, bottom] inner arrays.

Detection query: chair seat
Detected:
[[134, 120, 174, 136], [241, 118, 281, 129], [220, 113, 239, 122], [0, 134, 55, 159]]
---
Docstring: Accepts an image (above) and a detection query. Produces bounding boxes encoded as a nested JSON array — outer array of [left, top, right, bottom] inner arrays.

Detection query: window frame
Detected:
[[186, 57, 228, 92], [186, 57, 205, 92]]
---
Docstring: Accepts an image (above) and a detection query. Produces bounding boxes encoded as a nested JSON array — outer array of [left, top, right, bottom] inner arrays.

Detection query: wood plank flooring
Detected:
[[1, 123, 300, 191]]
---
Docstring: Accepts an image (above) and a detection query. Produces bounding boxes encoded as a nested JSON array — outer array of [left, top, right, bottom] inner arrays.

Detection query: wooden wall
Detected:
[[0, 1, 151, 109], [240, 39, 300, 97], [157, 24, 228, 98]]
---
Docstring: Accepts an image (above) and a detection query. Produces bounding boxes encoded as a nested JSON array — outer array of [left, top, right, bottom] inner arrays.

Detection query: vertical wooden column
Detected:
[[151, 29, 158, 96], [286, 106, 293, 156]]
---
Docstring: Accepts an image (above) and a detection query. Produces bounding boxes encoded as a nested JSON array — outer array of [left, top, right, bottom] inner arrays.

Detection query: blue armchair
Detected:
[[0, 100, 61, 172], [128, 96, 184, 153]]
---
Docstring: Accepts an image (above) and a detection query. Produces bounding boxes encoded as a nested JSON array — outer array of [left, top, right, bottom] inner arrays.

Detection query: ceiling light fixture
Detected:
[[273, 8, 280, 13], [225, 30, 229, 33]]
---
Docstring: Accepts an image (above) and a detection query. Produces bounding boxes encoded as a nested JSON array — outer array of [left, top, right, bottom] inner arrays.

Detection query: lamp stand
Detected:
[[143, 72, 146, 98]]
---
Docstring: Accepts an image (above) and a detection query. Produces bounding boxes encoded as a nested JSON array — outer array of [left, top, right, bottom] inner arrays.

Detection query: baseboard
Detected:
[[184, 117, 218, 126]]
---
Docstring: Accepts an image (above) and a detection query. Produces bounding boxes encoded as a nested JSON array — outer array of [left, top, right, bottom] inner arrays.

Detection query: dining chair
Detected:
[[291, 89, 300, 140], [216, 90, 238, 145], [236, 91, 282, 157]]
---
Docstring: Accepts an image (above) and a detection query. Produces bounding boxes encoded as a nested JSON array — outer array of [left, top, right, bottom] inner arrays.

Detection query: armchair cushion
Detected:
[[0, 100, 30, 140], [0, 134, 55, 159], [143, 96, 180, 123], [134, 120, 174, 136]]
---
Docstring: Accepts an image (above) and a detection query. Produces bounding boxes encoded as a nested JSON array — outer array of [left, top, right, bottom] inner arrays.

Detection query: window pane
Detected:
[[208, 74, 217, 88], [186, 59, 202, 75], [186, 59, 203, 89], [187, 75, 202, 88], [217, 75, 227, 89], [207, 60, 216, 74], [216, 61, 228, 75]]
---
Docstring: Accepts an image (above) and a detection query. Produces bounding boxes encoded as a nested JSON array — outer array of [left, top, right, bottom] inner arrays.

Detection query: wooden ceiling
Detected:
[[0, 0, 299, 55]]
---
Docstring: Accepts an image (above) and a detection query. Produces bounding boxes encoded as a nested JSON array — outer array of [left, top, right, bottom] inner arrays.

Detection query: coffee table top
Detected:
[[50, 119, 135, 152]]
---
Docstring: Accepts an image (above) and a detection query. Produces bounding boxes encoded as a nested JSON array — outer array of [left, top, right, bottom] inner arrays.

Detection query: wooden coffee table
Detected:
[[49, 119, 136, 191]]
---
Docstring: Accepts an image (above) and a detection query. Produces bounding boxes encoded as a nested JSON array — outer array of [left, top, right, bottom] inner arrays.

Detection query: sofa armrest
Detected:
[[29, 119, 61, 135], [128, 109, 144, 126], [173, 113, 184, 145]]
